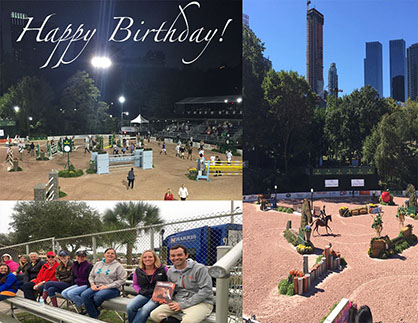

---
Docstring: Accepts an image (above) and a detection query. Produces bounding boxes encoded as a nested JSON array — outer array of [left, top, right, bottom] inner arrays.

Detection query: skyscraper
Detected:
[[390, 39, 406, 102], [243, 13, 249, 27], [407, 43, 418, 101], [328, 63, 338, 98], [364, 42, 383, 97], [306, 6, 324, 96]]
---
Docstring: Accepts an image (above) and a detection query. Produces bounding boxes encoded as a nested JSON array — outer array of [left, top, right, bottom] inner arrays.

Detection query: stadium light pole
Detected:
[[28, 116, 33, 137], [119, 96, 126, 129]]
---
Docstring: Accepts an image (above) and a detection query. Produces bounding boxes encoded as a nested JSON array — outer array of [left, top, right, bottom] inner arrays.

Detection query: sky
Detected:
[[243, 0, 418, 98], [0, 200, 242, 234]]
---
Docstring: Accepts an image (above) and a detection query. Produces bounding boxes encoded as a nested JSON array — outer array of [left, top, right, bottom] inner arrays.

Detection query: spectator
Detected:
[[12, 255, 30, 290], [127, 250, 168, 323], [42, 251, 74, 307], [0, 264, 18, 301], [178, 184, 189, 201], [80, 248, 126, 319], [164, 188, 174, 201], [1, 254, 19, 273], [61, 250, 93, 313], [21, 251, 59, 301], [150, 245, 213, 322]]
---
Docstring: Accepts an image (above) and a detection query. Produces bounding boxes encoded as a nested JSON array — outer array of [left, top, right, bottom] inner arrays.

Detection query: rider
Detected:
[[319, 205, 326, 222]]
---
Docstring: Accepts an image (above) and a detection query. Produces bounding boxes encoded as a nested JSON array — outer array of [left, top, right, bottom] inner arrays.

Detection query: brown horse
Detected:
[[312, 215, 332, 236]]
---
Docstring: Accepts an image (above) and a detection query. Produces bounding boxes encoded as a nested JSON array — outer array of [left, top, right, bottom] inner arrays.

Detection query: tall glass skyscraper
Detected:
[[306, 7, 324, 96], [390, 39, 406, 102], [407, 43, 418, 101], [364, 42, 383, 97], [328, 63, 338, 98]]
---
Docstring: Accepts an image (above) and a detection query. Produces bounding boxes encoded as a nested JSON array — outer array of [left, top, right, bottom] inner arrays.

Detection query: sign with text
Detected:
[[325, 179, 339, 188], [351, 179, 365, 187]]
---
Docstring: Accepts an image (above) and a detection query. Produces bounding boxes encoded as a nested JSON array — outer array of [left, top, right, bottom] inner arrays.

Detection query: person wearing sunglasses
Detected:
[[21, 251, 59, 301], [42, 251, 74, 307]]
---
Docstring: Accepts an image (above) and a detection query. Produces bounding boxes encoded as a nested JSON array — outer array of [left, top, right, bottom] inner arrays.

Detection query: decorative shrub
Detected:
[[8, 166, 23, 172], [59, 191, 67, 198], [278, 279, 295, 296], [286, 283, 294, 296], [278, 279, 288, 295], [58, 164, 83, 178], [283, 229, 298, 247]]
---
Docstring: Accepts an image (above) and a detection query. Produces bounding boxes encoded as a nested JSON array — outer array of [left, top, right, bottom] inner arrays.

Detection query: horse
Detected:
[[312, 214, 332, 236]]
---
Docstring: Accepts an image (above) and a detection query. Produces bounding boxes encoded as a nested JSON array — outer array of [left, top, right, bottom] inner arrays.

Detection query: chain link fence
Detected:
[[0, 211, 242, 321]]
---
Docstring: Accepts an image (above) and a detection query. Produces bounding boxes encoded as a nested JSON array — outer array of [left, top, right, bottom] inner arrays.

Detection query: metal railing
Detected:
[[0, 211, 242, 321]]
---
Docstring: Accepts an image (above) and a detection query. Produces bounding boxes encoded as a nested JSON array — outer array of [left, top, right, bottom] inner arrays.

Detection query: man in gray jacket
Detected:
[[150, 245, 213, 323]]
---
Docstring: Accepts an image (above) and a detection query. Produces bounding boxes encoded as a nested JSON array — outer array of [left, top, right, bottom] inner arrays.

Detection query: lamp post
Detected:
[[310, 188, 314, 210], [119, 96, 126, 128], [28, 116, 33, 138]]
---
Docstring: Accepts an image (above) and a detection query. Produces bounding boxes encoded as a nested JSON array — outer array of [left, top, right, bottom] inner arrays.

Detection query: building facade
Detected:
[[364, 42, 383, 97], [407, 43, 418, 101], [390, 39, 406, 102], [328, 63, 338, 98], [306, 8, 324, 96]]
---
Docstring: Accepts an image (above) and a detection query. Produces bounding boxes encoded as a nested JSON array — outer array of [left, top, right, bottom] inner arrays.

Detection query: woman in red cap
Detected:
[[21, 251, 59, 301], [42, 250, 74, 307]]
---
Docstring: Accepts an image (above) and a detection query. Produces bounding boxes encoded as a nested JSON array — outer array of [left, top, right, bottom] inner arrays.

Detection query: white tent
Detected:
[[130, 114, 149, 124]]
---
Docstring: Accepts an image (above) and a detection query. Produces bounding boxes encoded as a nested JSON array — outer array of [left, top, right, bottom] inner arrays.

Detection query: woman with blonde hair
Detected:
[[127, 250, 168, 323]]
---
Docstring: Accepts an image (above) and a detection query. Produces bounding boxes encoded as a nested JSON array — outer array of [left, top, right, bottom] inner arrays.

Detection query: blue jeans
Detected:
[[80, 288, 120, 318], [0, 295, 14, 301], [44, 281, 71, 298], [127, 294, 159, 323], [61, 284, 88, 307]]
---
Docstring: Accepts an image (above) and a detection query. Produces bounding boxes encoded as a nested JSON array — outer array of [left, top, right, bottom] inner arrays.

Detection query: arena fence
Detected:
[[0, 211, 242, 321]]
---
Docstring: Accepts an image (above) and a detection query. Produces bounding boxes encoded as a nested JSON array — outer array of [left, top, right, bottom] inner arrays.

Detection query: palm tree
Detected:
[[103, 202, 163, 265]]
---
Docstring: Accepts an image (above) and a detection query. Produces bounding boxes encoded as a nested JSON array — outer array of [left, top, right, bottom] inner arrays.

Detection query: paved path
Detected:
[[243, 197, 418, 323]]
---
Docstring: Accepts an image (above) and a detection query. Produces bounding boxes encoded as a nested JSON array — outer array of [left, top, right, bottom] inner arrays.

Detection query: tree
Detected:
[[362, 100, 418, 188], [103, 202, 164, 265], [10, 201, 103, 257], [242, 24, 270, 154], [324, 86, 393, 162], [262, 69, 316, 173], [60, 71, 100, 134], [0, 76, 55, 136]]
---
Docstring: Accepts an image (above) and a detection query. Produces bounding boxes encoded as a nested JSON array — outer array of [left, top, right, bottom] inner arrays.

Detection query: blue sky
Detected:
[[243, 0, 418, 98]]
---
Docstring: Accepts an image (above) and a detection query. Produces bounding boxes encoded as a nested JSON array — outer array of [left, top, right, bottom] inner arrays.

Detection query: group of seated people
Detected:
[[0, 244, 213, 323]]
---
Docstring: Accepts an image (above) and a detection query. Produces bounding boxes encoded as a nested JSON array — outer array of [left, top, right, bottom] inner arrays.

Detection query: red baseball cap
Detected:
[[46, 251, 56, 257]]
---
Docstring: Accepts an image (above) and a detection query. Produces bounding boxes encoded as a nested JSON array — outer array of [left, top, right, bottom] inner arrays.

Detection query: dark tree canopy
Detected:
[[10, 201, 103, 254], [362, 100, 418, 188], [324, 86, 393, 162]]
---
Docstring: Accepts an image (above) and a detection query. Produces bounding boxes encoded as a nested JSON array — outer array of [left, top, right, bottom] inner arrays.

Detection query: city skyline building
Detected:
[[243, 13, 249, 27], [390, 39, 406, 102], [364, 41, 383, 97], [328, 62, 338, 98], [306, 6, 324, 96], [407, 43, 418, 101]]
